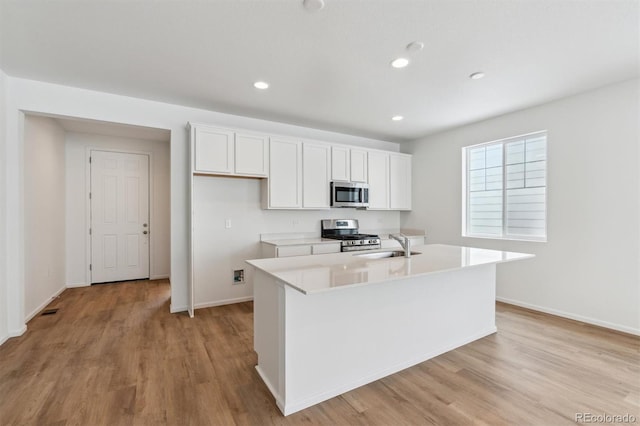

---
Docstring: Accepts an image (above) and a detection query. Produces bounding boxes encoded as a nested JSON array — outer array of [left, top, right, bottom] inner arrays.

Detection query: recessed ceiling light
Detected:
[[392, 115, 404, 121], [254, 81, 269, 89], [469, 72, 485, 80], [406, 41, 424, 52], [390, 58, 410, 69], [303, 0, 325, 11]]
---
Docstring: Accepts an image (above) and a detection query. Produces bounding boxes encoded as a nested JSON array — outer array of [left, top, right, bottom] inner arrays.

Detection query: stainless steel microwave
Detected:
[[330, 182, 369, 208]]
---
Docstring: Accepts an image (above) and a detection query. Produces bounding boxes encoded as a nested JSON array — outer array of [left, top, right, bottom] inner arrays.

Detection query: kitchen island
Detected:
[[245, 244, 533, 416]]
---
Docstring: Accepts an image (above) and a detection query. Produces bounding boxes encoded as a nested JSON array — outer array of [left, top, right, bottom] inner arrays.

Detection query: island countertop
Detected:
[[246, 243, 534, 294]]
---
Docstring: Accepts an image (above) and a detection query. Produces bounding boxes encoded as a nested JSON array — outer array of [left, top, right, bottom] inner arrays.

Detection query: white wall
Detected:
[[0, 69, 8, 344], [1, 76, 400, 336], [403, 79, 640, 334], [23, 115, 66, 321], [65, 132, 171, 286], [193, 176, 400, 307]]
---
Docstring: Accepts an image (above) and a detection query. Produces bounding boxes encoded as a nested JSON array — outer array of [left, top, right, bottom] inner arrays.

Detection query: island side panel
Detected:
[[281, 264, 497, 416], [253, 269, 286, 410]]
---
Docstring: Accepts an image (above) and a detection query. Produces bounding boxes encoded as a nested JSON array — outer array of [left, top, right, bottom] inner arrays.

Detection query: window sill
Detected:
[[462, 234, 547, 243]]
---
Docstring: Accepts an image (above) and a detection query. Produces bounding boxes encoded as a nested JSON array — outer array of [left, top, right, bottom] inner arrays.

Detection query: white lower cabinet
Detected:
[[262, 242, 341, 258], [311, 243, 341, 254], [276, 245, 313, 258]]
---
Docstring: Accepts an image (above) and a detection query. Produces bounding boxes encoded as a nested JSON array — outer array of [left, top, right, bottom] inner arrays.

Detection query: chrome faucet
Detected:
[[390, 233, 411, 258]]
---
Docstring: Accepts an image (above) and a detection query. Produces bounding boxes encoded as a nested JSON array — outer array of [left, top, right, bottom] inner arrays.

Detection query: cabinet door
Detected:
[[235, 133, 268, 176], [389, 154, 412, 210], [193, 127, 234, 173], [268, 138, 302, 208], [311, 243, 341, 254], [331, 146, 350, 181], [350, 149, 368, 183], [367, 151, 390, 209], [276, 245, 312, 257], [303, 143, 331, 208]]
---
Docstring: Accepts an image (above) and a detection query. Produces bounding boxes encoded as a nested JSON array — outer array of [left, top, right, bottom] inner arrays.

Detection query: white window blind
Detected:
[[464, 131, 547, 241]]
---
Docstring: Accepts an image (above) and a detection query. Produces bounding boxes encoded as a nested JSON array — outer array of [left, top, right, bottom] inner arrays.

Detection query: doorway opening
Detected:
[[22, 113, 171, 322]]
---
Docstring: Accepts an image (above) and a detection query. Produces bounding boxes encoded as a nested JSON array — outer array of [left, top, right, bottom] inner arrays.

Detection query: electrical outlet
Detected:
[[225, 219, 232, 229]]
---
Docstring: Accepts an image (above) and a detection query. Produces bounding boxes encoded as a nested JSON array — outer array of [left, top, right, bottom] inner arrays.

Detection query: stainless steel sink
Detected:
[[354, 250, 421, 259]]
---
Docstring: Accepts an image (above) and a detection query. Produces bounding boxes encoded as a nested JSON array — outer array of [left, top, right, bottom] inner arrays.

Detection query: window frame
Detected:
[[462, 131, 548, 243]]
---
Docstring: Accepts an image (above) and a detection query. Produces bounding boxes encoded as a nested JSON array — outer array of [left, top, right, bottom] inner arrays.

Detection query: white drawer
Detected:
[[311, 243, 341, 255], [276, 245, 313, 258]]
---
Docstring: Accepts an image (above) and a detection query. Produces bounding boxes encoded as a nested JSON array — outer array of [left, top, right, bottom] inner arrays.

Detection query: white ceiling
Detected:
[[1, 1, 638, 142]]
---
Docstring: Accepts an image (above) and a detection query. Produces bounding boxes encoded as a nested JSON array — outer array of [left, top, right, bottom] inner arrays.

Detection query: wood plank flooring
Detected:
[[0, 279, 638, 425]]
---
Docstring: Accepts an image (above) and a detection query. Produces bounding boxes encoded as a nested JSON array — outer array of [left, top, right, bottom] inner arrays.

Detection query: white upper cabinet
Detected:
[[350, 149, 368, 183], [191, 124, 268, 177], [190, 122, 411, 211], [367, 151, 390, 209], [389, 153, 412, 210], [332, 146, 368, 183], [193, 127, 234, 174], [266, 137, 302, 209], [331, 146, 350, 182], [235, 133, 269, 176], [302, 142, 331, 209]]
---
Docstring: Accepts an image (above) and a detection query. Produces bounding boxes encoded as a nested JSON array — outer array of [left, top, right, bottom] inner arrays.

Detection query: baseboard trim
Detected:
[[195, 296, 254, 310], [149, 274, 169, 280], [9, 325, 27, 338], [25, 286, 67, 323], [66, 282, 90, 288], [170, 304, 187, 314], [496, 297, 640, 336]]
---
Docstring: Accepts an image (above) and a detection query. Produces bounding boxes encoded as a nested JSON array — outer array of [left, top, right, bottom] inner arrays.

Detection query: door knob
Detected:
[[143, 223, 148, 227], [143, 230, 148, 235]]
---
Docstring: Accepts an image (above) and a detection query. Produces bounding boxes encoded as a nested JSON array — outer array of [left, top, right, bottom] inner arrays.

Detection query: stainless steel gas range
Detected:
[[321, 219, 381, 252]]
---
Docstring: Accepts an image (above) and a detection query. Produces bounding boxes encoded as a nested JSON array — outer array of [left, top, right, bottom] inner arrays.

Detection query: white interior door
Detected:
[[91, 150, 150, 283]]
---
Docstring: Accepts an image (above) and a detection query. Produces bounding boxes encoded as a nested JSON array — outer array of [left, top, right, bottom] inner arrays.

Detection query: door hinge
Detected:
[[89, 192, 92, 199], [89, 264, 92, 271], [89, 156, 92, 163], [89, 228, 92, 235]]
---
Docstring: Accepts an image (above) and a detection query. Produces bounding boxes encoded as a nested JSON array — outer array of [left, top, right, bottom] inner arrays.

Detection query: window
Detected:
[[463, 131, 547, 241]]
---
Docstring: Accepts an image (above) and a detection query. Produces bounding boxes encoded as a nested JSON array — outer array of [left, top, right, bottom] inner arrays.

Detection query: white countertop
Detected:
[[260, 233, 425, 247], [261, 237, 339, 246], [246, 244, 534, 294]]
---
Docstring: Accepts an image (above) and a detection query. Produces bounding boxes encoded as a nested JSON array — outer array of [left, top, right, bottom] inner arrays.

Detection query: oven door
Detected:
[[331, 182, 369, 208]]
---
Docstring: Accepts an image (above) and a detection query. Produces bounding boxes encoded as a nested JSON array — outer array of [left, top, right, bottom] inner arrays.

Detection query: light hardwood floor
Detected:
[[0, 280, 638, 425]]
